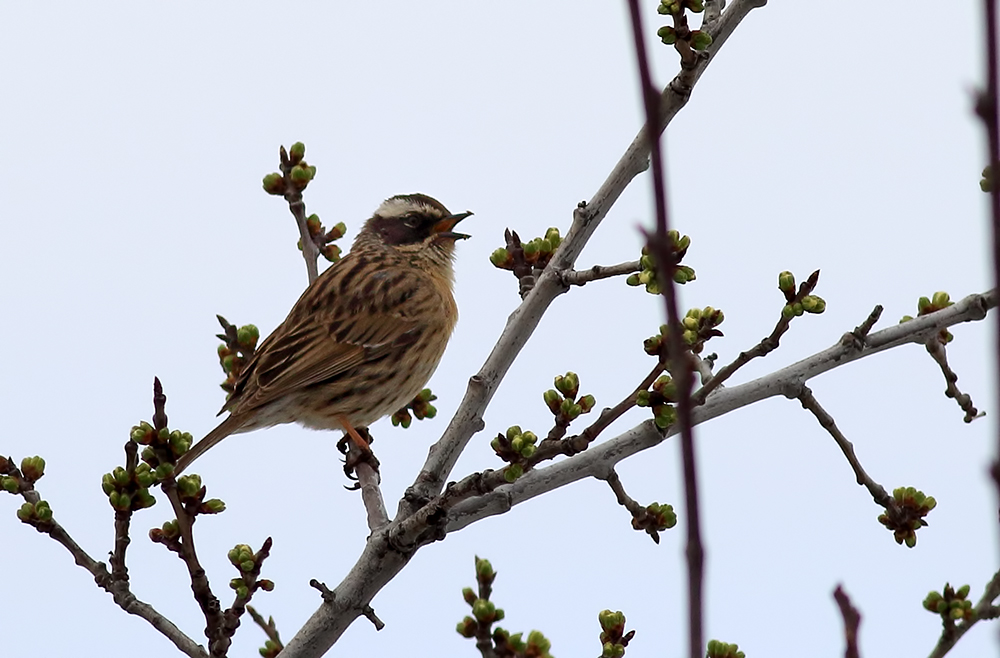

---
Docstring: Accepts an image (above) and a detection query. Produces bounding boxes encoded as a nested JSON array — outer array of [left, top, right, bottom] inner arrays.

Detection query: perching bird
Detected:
[[175, 193, 471, 474]]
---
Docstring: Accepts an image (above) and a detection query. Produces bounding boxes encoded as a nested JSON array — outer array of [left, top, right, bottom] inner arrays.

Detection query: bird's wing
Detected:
[[223, 263, 439, 415]]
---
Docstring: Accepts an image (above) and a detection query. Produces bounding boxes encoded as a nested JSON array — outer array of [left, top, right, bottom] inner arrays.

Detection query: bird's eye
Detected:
[[402, 214, 422, 229]]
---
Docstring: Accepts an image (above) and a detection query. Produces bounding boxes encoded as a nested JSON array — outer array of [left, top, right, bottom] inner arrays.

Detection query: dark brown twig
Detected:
[[624, 3, 702, 657], [833, 585, 861, 658], [977, 0, 1000, 524]]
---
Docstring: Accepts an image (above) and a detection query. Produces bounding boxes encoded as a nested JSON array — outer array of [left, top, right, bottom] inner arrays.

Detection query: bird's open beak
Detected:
[[432, 211, 473, 241]]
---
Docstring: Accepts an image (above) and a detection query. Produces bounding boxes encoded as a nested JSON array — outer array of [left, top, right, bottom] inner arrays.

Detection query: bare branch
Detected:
[[445, 290, 998, 531], [407, 0, 769, 510]]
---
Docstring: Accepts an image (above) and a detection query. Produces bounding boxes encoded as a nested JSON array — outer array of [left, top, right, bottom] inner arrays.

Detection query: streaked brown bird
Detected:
[[175, 193, 471, 474]]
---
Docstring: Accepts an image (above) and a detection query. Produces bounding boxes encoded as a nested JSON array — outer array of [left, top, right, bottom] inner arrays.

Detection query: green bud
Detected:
[[456, 617, 478, 638], [545, 227, 561, 246], [490, 247, 512, 268], [20, 456, 45, 482], [177, 474, 202, 498], [237, 324, 260, 347], [504, 464, 523, 483], [578, 394, 596, 413], [506, 425, 522, 441], [510, 436, 524, 453], [626, 273, 641, 286], [778, 271, 795, 293], [462, 587, 477, 605], [522, 240, 539, 257], [957, 584, 971, 599], [2, 476, 19, 494], [636, 390, 651, 407], [34, 501, 53, 522], [657, 25, 677, 44], [17, 502, 34, 522], [917, 296, 932, 314], [204, 498, 226, 514], [290, 164, 313, 186], [690, 30, 713, 50], [289, 141, 306, 163], [262, 173, 284, 195], [520, 444, 536, 458], [471, 598, 495, 622], [543, 389, 562, 414], [931, 291, 952, 308], [258, 579, 274, 591]]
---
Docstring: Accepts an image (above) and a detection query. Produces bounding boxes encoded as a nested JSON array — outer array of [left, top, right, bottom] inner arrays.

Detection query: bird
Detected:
[[174, 193, 472, 474]]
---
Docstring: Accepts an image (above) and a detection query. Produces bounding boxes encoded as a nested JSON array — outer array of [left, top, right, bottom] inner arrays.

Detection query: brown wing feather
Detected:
[[223, 257, 437, 417]]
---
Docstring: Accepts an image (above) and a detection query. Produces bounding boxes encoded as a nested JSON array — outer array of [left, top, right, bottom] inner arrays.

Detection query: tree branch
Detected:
[[445, 289, 998, 531]]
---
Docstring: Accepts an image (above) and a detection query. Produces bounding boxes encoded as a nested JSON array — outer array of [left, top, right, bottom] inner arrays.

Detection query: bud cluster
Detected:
[[643, 307, 725, 357], [1, 455, 46, 496], [491, 227, 562, 272], [707, 639, 745, 658], [16, 499, 53, 527], [101, 463, 158, 512], [900, 291, 954, 344], [626, 232, 695, 295], [391, 388, 438, 428], [543, 371, 596, 427], [263, 141, 316, 194], [923, 583, 975, 623], [877, 486, 936, 548], [130, 420, 192, 475], [632, 501, 677, 535], [777, 271, 826, 319], [228, 543, 274, 601], [217, 320, 260, 398], [456, 557, 554, 658], [598, 609, 635, 658], [491, 426, 539, 483], [636, 375, 678, 429], [297, 214, 347, 263]]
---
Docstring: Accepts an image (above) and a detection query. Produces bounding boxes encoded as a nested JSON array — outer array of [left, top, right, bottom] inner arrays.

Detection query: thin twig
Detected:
[[605, 468, 662, 543], [445, 291, 998, 533], [624, 3, 702, 657], [833, 585, 861, 658], [560, 260, 641, 286], [924, 340, 984, 423], [279, 146, 319, 284], [247, 605, 284, 654], [4, 462, 207, 657], [795, 385, 893, 509], [692, 270, 820, 405]]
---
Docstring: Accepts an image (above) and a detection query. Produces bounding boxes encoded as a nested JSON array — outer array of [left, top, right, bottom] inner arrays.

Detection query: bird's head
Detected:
[[359, 193, 472, 264]]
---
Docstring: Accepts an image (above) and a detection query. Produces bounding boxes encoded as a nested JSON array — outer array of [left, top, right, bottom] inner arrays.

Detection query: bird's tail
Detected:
[[174, 414, 243, 475]]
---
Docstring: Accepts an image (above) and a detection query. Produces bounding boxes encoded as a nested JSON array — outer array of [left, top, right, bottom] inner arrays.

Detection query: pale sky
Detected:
[[0, 3, 995, 657]]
